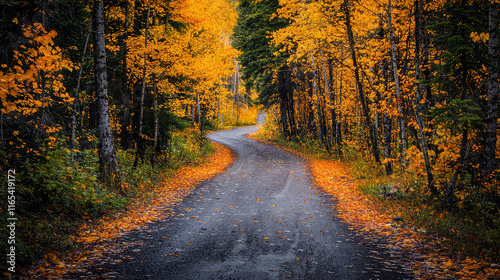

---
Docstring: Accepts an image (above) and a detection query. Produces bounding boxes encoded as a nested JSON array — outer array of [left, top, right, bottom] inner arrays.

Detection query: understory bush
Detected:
[[0, 126, 214, 272]]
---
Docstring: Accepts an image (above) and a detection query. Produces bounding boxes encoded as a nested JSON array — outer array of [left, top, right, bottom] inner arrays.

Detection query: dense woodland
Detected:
[[235, 0, 499, 219], [1, 0, 500, 273], [0, 0, 256, 269], [232, 0, 500, 259]]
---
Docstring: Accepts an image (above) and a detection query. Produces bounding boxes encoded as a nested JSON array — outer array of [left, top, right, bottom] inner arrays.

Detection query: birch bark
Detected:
[[93, 0, 119, 177]]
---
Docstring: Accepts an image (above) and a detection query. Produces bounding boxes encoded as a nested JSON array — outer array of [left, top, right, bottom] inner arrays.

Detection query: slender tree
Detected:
[[388, 0, 408, 168], [93, 0, 119, 178], [134, 0, 151, 167], [485, 2, 499, 176], [413, 0, 435, 194], [342, 0, 381, 163]]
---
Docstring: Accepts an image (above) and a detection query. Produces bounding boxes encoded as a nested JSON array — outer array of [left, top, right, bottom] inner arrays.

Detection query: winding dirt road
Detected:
[[83, 114, 410, 279]]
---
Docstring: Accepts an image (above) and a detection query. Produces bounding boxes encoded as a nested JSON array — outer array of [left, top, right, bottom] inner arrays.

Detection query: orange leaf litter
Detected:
[[248, 133, 499, 279], [310, 158, 500, 280], [29, 142, 234, 279]]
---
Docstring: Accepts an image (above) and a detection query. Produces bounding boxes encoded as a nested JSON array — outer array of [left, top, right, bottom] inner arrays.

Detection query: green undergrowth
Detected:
[[0, 129, 214, 273], [255, 116, 500, 263], [355, 163, 500, 262]]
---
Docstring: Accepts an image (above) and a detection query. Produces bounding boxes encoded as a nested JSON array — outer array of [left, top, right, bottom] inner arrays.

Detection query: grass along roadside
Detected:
[[27, 142, 235, 279], [248, 126, 500, 279]]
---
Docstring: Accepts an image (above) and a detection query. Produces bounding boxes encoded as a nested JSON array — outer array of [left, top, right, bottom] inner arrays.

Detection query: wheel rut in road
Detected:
[[83, 114, 411, 279]]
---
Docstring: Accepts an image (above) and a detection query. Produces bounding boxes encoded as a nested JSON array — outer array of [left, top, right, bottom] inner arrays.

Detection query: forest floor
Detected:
[[35, 120, 411, 279], [246, 131, 500, 280], [25, 142, 235, 279], [23, 123, 500, 279]]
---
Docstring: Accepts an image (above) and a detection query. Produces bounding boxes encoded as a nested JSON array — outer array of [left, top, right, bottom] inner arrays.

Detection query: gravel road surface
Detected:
[[82, 114, 410, 279]]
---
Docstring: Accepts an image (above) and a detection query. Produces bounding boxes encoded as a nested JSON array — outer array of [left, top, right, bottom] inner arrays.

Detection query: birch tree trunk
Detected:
[[388, 0, 408, 168], [93, 0, 119, 178], [485, 3, 499, 176]]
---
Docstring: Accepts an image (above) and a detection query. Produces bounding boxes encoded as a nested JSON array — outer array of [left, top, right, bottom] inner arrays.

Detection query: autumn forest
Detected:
[[1, 0, 500, 278]]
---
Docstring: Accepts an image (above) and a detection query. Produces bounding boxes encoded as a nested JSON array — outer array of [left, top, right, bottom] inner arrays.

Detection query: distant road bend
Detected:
[[88, 113, 411, 279]]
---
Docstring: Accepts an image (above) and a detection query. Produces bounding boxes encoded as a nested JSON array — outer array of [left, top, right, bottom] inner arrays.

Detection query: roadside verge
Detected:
[[28, 142, 235, 279]]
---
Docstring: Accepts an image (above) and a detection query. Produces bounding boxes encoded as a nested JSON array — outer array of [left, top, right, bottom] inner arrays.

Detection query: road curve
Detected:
[[83, 113, 411, 279]]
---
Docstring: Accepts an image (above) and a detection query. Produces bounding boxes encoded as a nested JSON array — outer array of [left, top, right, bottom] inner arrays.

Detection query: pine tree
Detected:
[[232, 0, 293, 136]]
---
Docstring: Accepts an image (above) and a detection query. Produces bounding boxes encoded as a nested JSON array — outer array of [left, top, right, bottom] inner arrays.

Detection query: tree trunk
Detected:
[[444, 129, 468, 208], [320, 47, 333, 153], [383, 113, 393, 175], [414, 0, 435, 194], [232, 59, 237, 119], [382, 60, 393, 175], [153, 80, 158, 151], [71, 17, 92, 162], [217, 87, 221, 128], [278, 69, 290, 137], [288, 87, 296, 136], [197, 92, 202, 133], [310, 52, 325, 146], [327, 59, 338, 148], [336, 53, 343, 154], [388, 0, 408, 168], [191, 104, 195, 124], [485, 3, 499, 176], [134, 0, 151, 167], [93, 0, 119, 178], [120, 0, 132, 149], [343, 0, 380, 163], [235, 64, 240, 124]]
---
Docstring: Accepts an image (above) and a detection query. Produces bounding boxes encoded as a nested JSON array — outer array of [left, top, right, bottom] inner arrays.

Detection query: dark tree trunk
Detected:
[[134, 1, 151, 167], [336, 58, 343, 155], [343, 0, 380, 163], [388, 0, 408, 168], [444, 129, 468, 208], [485, 3, 499, 176], [382, 60, 393, 175], [310, 53, 325, 146], [383, 113, 393, 176], [71, 17, 92, 162], [93, 0, 119, 178], [278, 68, 290, 137], [120, 0, 132, 149], [414, 0, 435, 194]]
